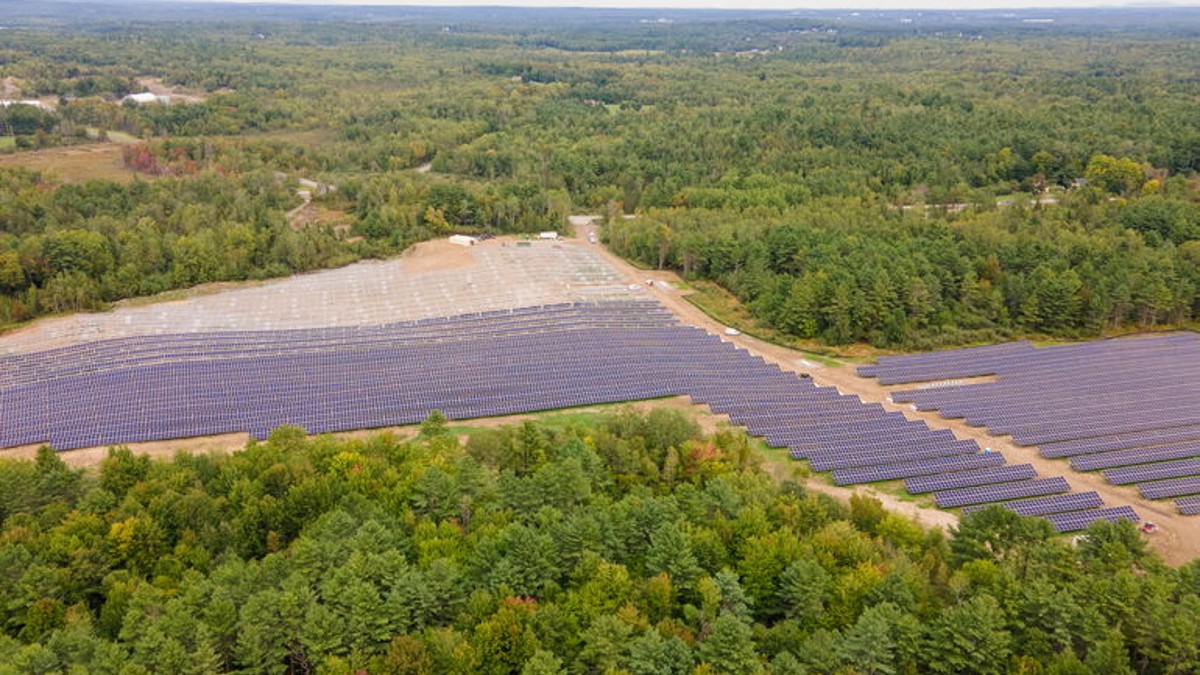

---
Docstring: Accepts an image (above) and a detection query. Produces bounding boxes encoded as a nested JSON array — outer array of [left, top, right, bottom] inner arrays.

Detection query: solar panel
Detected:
[[905, 464, 1037, 494], [832, 453, 1005, 485], [1138, 477, 1200, 500], [1041, 424, 1200, 458], [1043, 506, 1139, 533], [934, 477, 1070, 508], [962, 491, 1105, 517], [1177, 496, 1200, 516], [1102, 459, 1200, 485], [3, 299, 995, 494], [1069, 441, 1200, 472]]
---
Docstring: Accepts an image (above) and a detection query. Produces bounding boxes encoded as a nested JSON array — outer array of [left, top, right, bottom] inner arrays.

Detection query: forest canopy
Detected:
[[0, 409, 1194, 674], [0, 7, 1198, 343]]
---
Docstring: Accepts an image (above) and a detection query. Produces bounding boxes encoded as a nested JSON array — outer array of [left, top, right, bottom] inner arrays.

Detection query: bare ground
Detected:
[[134, 77, 212, 104], [401, 238, 478, 273]]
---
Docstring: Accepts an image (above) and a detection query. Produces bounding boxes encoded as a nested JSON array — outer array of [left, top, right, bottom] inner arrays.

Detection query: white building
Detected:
[[123, 92, 169, 105], [0, 99, 54, 111]]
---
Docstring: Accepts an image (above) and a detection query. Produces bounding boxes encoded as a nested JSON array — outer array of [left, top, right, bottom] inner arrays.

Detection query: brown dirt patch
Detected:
[[289, 202, 352, 232], [134, 77, 210, 104], [1, 433, 251, 469], [401, 238, 478, 273], [0, 143, 139, 183]]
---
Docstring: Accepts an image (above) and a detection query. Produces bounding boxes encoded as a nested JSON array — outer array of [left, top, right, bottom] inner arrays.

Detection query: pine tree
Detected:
[[700, 613, 761, 674], [922, 595, 1011, 675]]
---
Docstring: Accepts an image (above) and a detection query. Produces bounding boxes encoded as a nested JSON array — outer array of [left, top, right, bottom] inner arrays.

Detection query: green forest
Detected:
[[0, 7, 1198, 346], [1, 408, 1196, 674]]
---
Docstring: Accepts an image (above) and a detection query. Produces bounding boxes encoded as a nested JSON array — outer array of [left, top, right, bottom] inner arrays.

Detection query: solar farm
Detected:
[[860, 334, 1200, 519], [2, 235, 1182, 537]]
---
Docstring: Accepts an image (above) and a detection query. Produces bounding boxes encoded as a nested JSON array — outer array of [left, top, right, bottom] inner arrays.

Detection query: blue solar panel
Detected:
[[1103, 459, 1200, 485], [9, 297, 1113, 527], [905, 464, 1037, 494], [1043, 507, 1139, 533], [832, 453, 1005, 485], [962, 491, 1105, 517], [1070, 441, 1200, 472], [1139, 477, 1200, 500], [934, 477, 1070, 508], [1177, 496, 1200, 516], [858, 334, 1200, 503]]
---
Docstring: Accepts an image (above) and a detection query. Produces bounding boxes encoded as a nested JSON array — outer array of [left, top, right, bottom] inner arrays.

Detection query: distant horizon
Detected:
[[90, 0, 1200, 11]]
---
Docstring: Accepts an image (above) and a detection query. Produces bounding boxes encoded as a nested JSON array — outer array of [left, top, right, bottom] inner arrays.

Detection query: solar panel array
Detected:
[[962, 492, 1105, 517], [934, 477, 1071, 509], [1139, 477, 1200, 500], [1103, 459, 1200, 485], [2, 299, 1133, 531], [905, 464, 1036, 494], [1177, 496, 1200, 516], [832, 453, 1005, 485], [1044, 507, 1141, 533], [860, 333, 1198, 515]]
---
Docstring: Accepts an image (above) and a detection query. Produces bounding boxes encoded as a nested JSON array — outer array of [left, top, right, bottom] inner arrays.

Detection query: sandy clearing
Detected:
[[401, 238, 477, 273], [1, 433, 252, 469]]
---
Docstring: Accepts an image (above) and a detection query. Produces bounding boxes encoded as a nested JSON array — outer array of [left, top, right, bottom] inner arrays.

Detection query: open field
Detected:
[[0, 142, 139, 183]]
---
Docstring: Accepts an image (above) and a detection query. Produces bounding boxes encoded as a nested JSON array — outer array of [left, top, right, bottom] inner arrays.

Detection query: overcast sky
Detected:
[[175, 0, 1199, 10]]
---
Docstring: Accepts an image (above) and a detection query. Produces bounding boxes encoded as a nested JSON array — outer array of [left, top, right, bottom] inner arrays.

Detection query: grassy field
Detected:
[[0, 137, 14, 151], [0, 143, 140, 183], [84, 127, 139, 145]]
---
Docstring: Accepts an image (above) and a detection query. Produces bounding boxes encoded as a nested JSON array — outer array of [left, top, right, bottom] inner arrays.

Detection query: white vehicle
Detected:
[[724, 327, 741, 336], [588, 231, 597, 244]]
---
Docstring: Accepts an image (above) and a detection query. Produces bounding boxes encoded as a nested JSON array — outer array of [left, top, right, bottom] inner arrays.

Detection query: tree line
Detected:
[[604, 187, 1200, 348]]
